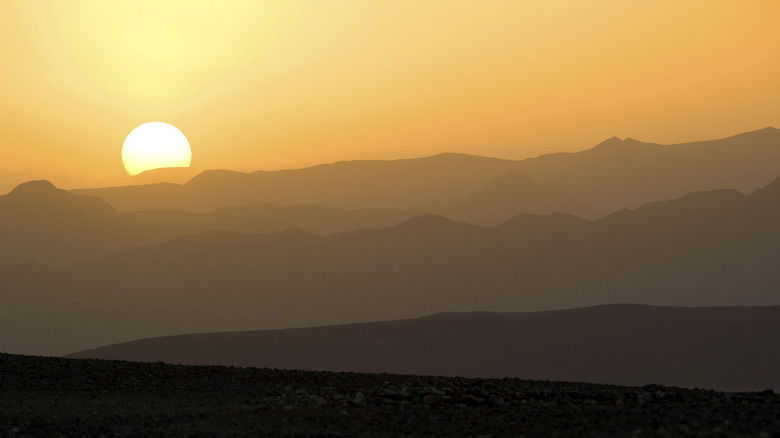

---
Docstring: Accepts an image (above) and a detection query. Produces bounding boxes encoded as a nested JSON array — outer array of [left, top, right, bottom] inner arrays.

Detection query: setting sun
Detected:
[[1, 1, 779, 190], [1, 3, 780, 434], [122, 122, 192, 176]]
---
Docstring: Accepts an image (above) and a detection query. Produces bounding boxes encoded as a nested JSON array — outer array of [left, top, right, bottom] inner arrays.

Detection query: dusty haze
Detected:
[[2, 2, 779, 191]]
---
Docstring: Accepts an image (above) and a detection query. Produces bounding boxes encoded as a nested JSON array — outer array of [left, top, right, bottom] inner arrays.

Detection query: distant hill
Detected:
[[130, 166, 199, 184], [0, 180, 127, 266], [516, 127, 780, 211], [4, 176, 780, 356], [69, 176, 780, 314], [73, 154, 521, 212], [0, 181, 419, 266], [68, 304, 780, 392], [436, 171, 601, 224], [72, 127, 780, 214], [121, 204, 419, 240]]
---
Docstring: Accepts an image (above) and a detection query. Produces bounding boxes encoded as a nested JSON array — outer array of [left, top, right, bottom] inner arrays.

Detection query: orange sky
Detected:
[[1, 1, 779, 193]]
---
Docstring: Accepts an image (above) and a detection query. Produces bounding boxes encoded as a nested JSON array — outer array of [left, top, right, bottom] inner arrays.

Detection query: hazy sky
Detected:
[[1, 1, 778, 192]]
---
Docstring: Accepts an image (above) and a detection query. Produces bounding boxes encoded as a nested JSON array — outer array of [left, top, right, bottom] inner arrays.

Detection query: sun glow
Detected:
[[122, 122, 192, 176]]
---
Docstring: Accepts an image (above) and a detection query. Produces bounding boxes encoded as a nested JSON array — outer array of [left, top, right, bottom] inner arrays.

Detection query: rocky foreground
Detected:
[[1, 353, 779, 437]]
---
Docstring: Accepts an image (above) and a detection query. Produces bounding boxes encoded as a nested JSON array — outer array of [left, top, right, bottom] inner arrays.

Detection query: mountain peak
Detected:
[[750, 175, 780, 199], [2, 179, 117, 218], [726, 126, 780, 142], [392, 214, 464, 233], [590, 136, 655, 153], [594, 136, 637, 146], [133, 167, 197, 185], [597, 136, 622, 146], [186, 169, 248, 188], [7, 180, 61, 198]]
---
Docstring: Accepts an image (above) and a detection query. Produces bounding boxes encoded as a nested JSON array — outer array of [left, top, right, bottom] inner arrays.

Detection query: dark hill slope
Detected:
[[69, 304, 780, 392]]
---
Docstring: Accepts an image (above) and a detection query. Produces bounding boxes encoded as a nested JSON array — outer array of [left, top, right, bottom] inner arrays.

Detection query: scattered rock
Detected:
[[352, 392, 366, 406], [638, 392, 654, 404], [422, 395, 438, 405], [1, 352, 779, 437]]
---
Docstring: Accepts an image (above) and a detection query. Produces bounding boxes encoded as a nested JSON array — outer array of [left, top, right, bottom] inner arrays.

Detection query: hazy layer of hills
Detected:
[[433, 171, 600, 224], [1, 127, 779, 365], [3, 174, 780, 355], [69, 304, 780, 392], [0, 181, 418, 266], [4, 126, 779, 267], [0, 181, 124, 266], [74, 127, 780, 214]]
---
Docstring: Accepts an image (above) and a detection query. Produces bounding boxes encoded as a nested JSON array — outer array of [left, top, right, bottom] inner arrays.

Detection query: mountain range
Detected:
[[1, 126, 779, 364], [73, 127, 780, 214], [0, 181, 419, 266], [2, 174, 780, 356], [4, 127, 779, 267]]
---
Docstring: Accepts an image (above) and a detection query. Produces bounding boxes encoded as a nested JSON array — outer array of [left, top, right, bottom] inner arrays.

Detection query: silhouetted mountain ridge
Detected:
[[0, 180, 421, 265], [439, 172, 601, 223], [390, 213, 462, 231], [752, 175, 780, 198], [4, 180, 116, 216], [4, 174, 780, 355], [67, 304, 780, 391], [72, 127, 780, 214], [3, 128, 780, 355], [589, 136, 658, 152], [0, 181, 122, 266], [131, 166, 198, 184], [8, 179, 58, 196], [186, 169, 248, 188]]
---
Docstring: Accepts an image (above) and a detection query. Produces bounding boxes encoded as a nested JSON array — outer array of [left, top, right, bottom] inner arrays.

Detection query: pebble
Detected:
[[352, 392, 366, 406], [638, 392, 654, 404]]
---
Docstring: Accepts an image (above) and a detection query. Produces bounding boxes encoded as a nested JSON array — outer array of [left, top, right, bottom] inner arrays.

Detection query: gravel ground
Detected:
[[1, 353, 779, 437]]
